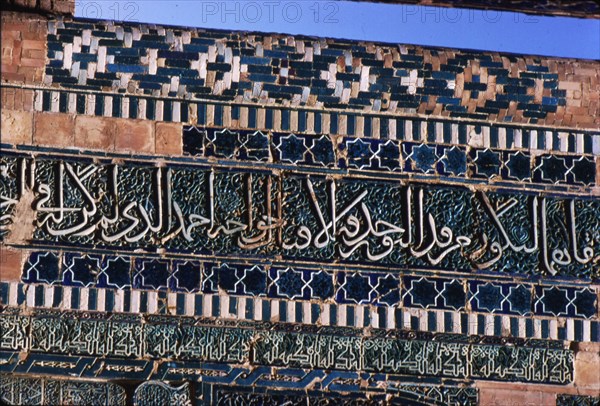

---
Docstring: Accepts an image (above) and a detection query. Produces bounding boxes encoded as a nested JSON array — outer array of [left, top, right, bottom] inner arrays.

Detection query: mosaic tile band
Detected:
[[0, 308, 574, 384], [1, 149, 598, 279], [180, 126, 598, 187], [39, 17, 600, 129], [16, 249, 600, 320], [0, 374, 480, 406], [22, 86, 600, 155], [3, 280, 598, 343]]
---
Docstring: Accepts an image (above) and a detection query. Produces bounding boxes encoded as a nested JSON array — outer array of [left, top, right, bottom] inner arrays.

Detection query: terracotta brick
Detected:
[[34, 112, 75, 147], [75, 115, 116, 151], [0, 246, 24, 282], [19, 57, 45, 68], [478, 387, 545, 406], [115, 119, 154, 153], [155, 122, 183, 156], [1, 109, 33, 145], [1, 87, 16, 110], [21, 39, 44, 50], [3, 0, 74, 15], [575, 346, 600, 390], [19, 89, 35, 111]]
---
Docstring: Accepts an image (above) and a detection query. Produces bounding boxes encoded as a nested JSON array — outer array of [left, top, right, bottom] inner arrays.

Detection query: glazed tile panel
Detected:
[[0, 309, 574, 385], [1, 149, 598, 278], [180, 126, 598, 185], [15, 251, 600, 321], [0, 375, 479, 406], [30, 88, 600, 153], [39, 17, 600, 128], [2, 279, 598, 342]]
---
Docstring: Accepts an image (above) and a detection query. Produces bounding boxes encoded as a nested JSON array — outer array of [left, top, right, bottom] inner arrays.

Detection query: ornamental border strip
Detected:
[[1, 147, 598, 280], [21, 86, 600, 155], [41, 17, 598, 127], [0, 307, 575, 384], [0, 373, 480, 406], [15, 250, 600, 320], [180, 126, 598, 188], [2, 282, 598, 343]]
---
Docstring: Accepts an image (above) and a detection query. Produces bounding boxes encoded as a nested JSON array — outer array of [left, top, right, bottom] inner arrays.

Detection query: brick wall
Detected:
[[2, 0, 74, 16], [1, 12, 47, 84]]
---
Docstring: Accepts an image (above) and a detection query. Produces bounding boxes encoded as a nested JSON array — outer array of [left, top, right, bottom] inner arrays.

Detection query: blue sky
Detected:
[[75, 0, 600, 60]]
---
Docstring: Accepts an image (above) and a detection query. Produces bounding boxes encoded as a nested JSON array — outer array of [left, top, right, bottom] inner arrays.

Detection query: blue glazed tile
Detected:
[[439, 279, 466, 311], [505, 284, 532, 315], [570, 156, 596, 186], [375, 140, 400, 171], [207, 129, 239, 158], [572, 288, 597, 319], [337, 272, 374, 304], [308, 270, 334, 300], [444, 312, 453, 332], [374, 274, 400, 306], [239, 265, 267, 295], [471, 282, 504, 313], [194, 294, 203, 316], [247, 107, 256, 128], [404, 277, 438, 309], [272, 267, 306, 300], [104, 289, 114, 312], [408, 143, 438, 173], [473, 149, 501, 178], [298, 111, 307, 132], [88, 288, 97, 310], [345, 138, 373, 169], [34, 285, 44, 307], [170, 260, 201, 293], [70, 287, 80, 309], [314, 112, 323, 134], [262, 299, 271, 321], [98, 256, 131, 289], [506, 151, 531, 181], [215, 264, 238, 293], [62, 253, 101, 287], [228, 296, 238, 316], [441, 146, 467, 176], [310, 136, 335, 167], [279, 300, 287, 322], [175, 293, 186, 315], [346, 115, 355, 136], [0, 283, 8, 305], [76, 94, 86, 114], [276, 134, 308, 164], [535, 286, 570, 317], [133, 258, 170, 290], [22, 252, 60, 284], [182, 127, 206, 156], [106, 64, 148, 74], [537, 155, 568, 183], [245, 297, 254, 319], [242, 131, 270, 162]]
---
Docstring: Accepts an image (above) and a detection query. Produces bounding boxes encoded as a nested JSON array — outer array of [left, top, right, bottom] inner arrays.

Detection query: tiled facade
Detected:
[[0, 1, 599, 405]]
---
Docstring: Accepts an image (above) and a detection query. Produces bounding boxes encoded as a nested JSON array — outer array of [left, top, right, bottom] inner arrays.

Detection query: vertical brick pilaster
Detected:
[[1, 11, 47, 85]]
